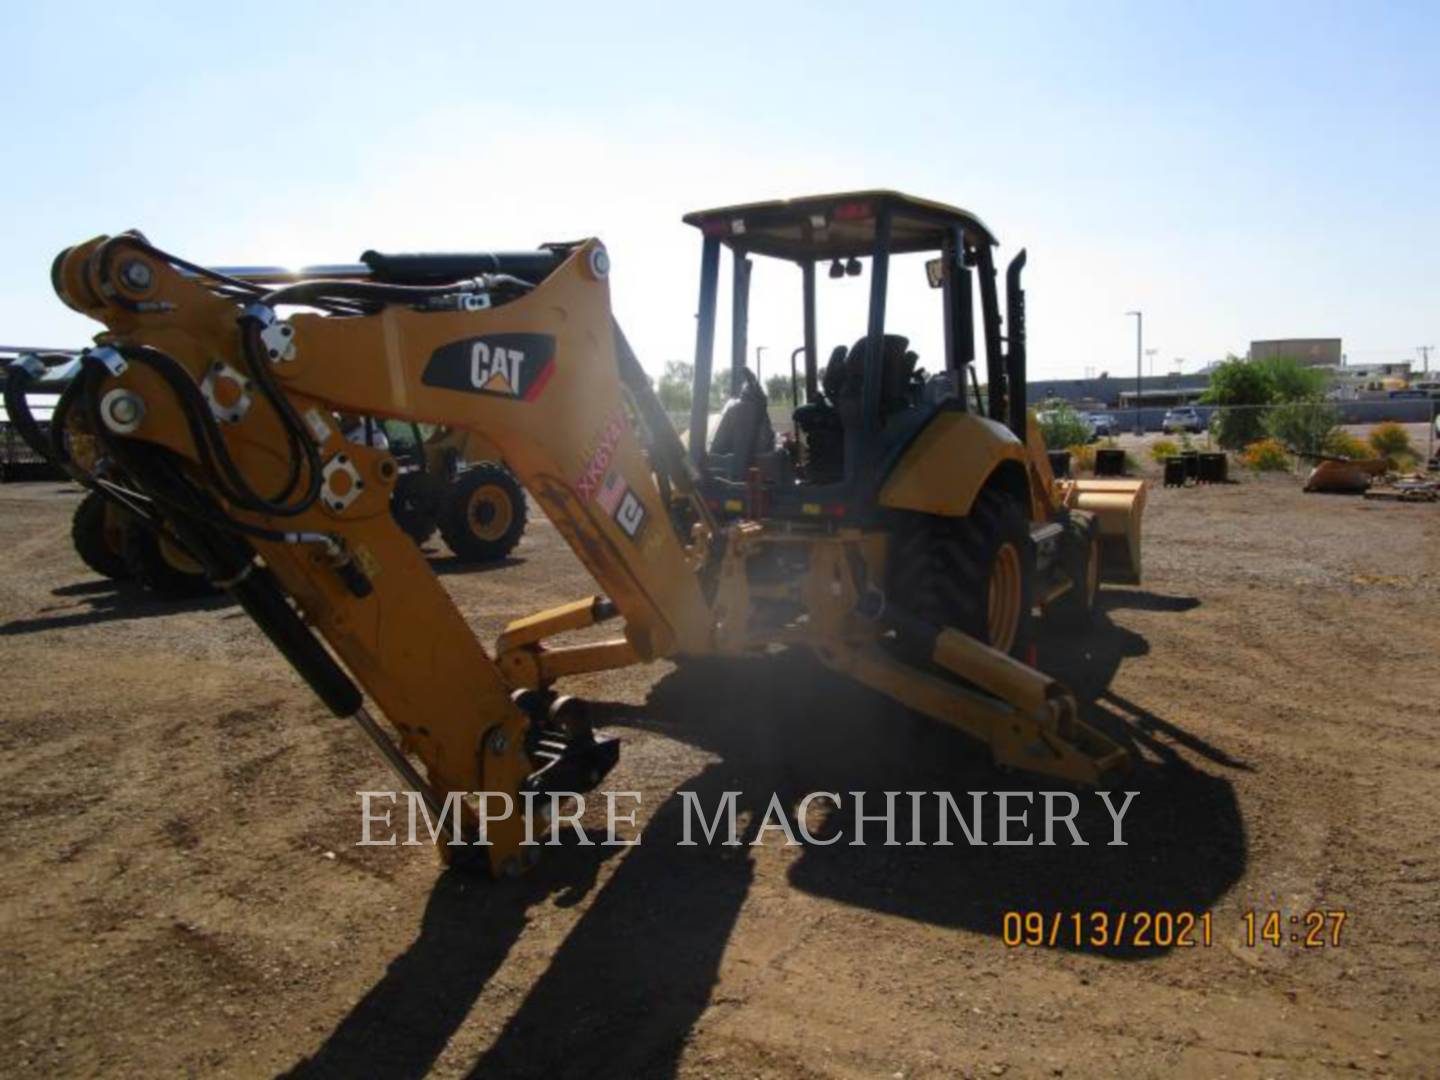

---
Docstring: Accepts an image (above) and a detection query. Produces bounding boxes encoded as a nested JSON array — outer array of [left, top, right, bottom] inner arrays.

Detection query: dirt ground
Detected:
[[1, 461, 1438, 1079]]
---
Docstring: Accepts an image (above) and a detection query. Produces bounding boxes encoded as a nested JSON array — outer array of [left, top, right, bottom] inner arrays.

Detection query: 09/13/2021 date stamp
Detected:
[[1001, 910, 1348, 949]]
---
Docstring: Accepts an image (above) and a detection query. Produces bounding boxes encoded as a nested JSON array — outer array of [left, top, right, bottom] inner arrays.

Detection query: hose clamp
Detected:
[[11, 353, 45, 380], [87, 346, 128, 377], [240, 302, 277, 327]]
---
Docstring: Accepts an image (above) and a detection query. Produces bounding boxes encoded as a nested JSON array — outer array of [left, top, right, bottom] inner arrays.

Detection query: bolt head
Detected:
[[120, 260, 153, 290], [108, 396, 140, 424]]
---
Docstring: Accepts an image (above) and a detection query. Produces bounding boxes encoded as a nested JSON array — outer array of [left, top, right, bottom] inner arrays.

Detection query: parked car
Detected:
[[1162, 406, 1205, 433], [1088, 412, 1116, 438]]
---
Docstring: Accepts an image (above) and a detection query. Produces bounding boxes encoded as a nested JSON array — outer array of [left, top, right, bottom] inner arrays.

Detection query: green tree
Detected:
[[1258, 355, 1327, 402], [656, 360, 693, 413], [1264, 400, 1339, 455], [764, 373, 794, 405], [1202, 354, 1273, 449]]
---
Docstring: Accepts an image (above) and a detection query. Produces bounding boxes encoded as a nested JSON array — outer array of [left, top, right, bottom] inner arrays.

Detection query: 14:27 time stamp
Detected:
[[1001, 910, 1348, 949]]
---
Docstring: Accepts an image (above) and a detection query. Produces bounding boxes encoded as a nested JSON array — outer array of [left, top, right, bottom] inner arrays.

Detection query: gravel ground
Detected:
[[0, 463, 1437, 1079]]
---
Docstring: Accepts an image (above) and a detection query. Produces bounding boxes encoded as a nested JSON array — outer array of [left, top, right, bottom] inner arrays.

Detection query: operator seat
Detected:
[[709, 367, 776, 481], [834, 334, 918, 428], [792, 346, 849, 483]]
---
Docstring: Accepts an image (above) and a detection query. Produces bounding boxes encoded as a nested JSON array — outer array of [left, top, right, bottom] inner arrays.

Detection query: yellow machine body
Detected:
[[49, 213, 1141, 875]]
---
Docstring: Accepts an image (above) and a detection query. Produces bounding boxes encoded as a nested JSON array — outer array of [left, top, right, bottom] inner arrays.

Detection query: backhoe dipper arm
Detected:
[[51, 233, 715, 874]]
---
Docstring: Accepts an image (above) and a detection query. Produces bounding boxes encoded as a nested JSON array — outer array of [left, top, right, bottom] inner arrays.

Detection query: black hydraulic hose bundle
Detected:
[[1, 358, 52, 462], [78, 357, 362, 715], [116, 345, 309, 518]]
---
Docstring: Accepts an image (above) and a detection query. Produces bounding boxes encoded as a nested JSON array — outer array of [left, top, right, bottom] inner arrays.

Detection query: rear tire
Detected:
[[439, 463, 527, 563], [890, 489, 1034, 658], [71, 490, 131, 580], [390, 472, 442, 546], [120, 520, 216, 600]]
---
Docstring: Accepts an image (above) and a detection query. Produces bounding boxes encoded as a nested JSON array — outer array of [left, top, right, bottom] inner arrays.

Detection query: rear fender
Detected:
[[878, 412, 1030, 518]]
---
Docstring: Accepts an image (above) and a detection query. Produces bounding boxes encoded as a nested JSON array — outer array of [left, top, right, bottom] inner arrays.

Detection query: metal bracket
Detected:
[[260, 320, 297, 363], [12, 354, 46, 379], [321, 451, 365, 513], [88, 346, 128, 377], [200, 361, 254, 424]]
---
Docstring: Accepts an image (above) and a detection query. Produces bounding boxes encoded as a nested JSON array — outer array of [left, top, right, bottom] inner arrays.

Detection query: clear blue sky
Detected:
[[3, 1, 1436, 380]]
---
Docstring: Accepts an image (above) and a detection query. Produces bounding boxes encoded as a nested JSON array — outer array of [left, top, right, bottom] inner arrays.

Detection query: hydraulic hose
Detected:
[[81, 376, 362, 716], [2, 356, 52, 462], [117, 343, 321, 518]]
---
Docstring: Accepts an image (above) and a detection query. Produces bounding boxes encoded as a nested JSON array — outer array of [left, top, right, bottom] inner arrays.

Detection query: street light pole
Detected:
[[756, 345, 768, 387], [1126, 311, 1143, 434]]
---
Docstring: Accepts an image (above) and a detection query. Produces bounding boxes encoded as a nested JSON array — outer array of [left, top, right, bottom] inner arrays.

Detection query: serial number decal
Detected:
[[1002, 911, 1214, 949], [421, 333, 556, 401], [576, 412, 626, 500]]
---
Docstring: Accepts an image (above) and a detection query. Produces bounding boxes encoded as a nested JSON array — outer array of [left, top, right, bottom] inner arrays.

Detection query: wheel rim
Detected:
[[987, 541, 1023, 652], [467, 484, 513, 541], [159, 535, 205, 575]]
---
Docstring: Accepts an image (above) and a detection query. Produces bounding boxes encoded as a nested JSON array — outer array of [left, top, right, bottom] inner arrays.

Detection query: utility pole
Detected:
[[1126, 311, 1143, 435], [1420, 345, 1433, 376]]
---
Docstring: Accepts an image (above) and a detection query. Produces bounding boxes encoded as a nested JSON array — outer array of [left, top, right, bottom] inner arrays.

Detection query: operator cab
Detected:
[[682, 190, 1027, 522]]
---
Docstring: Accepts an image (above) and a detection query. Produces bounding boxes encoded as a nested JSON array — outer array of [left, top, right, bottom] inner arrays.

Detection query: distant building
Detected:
[[1249, 338, 1342, 366], [1329, 360, 1413, 400], [1029, 372, 1211, 411]]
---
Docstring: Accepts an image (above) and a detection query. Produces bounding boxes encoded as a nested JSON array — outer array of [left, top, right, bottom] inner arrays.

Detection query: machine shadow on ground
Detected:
[[0, 579, 235, 636], [283, 590, 1247, 1079]]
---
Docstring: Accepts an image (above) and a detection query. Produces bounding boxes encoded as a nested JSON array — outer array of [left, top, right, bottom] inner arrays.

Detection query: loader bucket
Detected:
[[1064, 478, 1147, 584]]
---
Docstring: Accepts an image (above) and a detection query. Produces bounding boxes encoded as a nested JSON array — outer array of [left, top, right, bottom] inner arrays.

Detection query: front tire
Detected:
[[120, 520, 216, 600], [71, 490, 131, 580], [439, 463, 527, 563], [1052, 511, 1100, 629]]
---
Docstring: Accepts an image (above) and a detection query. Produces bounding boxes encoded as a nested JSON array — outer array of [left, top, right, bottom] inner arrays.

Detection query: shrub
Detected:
[[1324, 430, 1371, 460], [1368, 421, 1412, 457], [1038, 403, 1093, 451], [1242, 438, 1290, 471], [1264, 400, 1340, 456], [1067, 443, 1096, 472], [1150, 438, 1180, 461]]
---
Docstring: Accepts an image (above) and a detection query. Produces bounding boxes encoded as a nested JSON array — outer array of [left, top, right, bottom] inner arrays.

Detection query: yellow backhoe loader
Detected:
[[34, 191, 1144, 875]]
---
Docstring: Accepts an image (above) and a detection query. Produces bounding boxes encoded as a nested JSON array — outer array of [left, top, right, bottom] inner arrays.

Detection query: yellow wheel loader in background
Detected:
[[34, 190, 1144, 875], [374, 420, 528, 562]]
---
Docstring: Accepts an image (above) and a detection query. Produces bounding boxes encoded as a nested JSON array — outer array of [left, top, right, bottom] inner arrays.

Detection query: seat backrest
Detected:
[[836, 335, 916, 413]]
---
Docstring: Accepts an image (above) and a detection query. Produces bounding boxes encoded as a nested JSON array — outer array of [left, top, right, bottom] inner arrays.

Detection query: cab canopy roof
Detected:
[[682, 190, 996, 261]]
